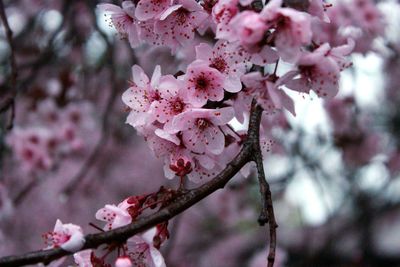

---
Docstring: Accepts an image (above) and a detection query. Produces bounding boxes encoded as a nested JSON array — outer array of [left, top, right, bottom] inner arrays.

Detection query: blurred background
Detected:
[[1, 0, 400, 266]]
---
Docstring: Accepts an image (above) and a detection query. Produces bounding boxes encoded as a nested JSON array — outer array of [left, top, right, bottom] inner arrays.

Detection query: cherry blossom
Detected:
[[213, 0, 239, 40], [42, 219, 85, 252], [155, 0, 208, 51], [228, 11, 267, 46], [261, 0, 312, 61], [166, 107, 234, 155], [73, 250, 93, 267], [283, 44, 341, 98], [184, 60, 225, 107], [122, 65, 163, 128], [195, 40, 249, 93], [151, 75, 192, 125], [95, 203, 132, 231], [127, 228, 166, 267], [98, 1, 140, 48], [135, 0, 172, 21], [242, 72, 295, 115]]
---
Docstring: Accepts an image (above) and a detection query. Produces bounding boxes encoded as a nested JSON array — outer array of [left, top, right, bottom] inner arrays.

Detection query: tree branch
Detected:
[[0, 100, 277, 267], [0, 0, 18, 129]]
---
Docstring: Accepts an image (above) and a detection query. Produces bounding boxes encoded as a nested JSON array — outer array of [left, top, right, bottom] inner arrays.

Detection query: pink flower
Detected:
[[135, 0, 172, 21], [282, 44, 341, 98], [261, 0, 312, 61], [115, 257, 133, 267], [242, 72, 296, 115], [127, 228, 166, 267], [73, 250, 93, 267], [122, 65, 163, 128], [43, 220, 85, 252], [166, 107, 234, 155], [95, 203, 132, 231], [184, 60, 225, 107], [228, 11, 267, 45], [155, 0, 208, 51], [212, 0, 239, 40], [151, 75, 192, 125], [98, 2, 140, 48], [195, 40, 249, 93]]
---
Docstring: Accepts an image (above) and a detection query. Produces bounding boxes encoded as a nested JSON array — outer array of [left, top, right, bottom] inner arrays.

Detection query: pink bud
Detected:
[[115, 257, 132, 267]]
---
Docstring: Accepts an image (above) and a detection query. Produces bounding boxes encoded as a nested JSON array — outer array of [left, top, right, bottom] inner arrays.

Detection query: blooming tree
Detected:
[[0, 0, 398, 266]]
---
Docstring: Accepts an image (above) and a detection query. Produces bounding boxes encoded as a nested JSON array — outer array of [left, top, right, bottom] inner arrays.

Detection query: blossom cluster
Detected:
[[99, 0, 359, 183], [44, 188, 174, 267], [6, 99, 97, 173]]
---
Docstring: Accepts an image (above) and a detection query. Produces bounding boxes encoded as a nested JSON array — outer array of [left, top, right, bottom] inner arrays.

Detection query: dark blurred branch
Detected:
[[0, 100, 278, 267], [0, 0, 17, 129], [61, 2, 120, 196]]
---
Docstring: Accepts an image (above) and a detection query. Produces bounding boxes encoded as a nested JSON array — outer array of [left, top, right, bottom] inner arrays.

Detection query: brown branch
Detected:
[[0, 0, 18, 129], [0, 101, 277, 267]]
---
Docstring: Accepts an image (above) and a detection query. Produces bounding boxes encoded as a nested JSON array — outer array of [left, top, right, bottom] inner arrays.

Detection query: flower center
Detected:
[[176, 8, 190, 25], [171, 98, 185, 113], [210, 57, 227, 73], [195, 76, 209, 91], [196, 118, 210, 130]]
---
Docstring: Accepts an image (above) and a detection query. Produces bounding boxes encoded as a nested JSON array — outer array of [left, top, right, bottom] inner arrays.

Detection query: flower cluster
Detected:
[[100, 0, 358, 182], [325, 96, 381, 167], [67, 188, 173, 267], [6, 99, 96, 173], [43, 188, 174, 266]]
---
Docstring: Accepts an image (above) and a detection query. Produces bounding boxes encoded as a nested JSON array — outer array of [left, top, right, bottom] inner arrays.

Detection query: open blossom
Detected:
[[195, 40, 249, 93], [213, 0, 239, 40], [261, 0, 312, 61], [282, 41, 354, 98], [166, 107, 234, 155], [95, 203, 132, 231], [43, 220, 85, 252], [122, 65, 163, 128], [98, 1, 140, 48], [127, 228, 166, 267], [184, 60, 225, 107], [155, 0, 208, 51], [151, 75, 192, 126], [242, 72, 295, 115], [135, 0, 172, 21], [73, 250, 93, 267]]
